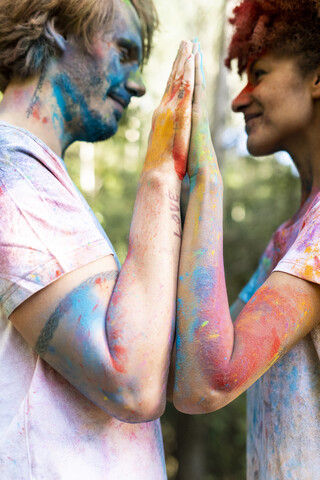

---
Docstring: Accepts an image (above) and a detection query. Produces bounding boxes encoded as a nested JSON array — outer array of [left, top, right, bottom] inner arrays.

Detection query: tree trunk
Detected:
[[177, 413, 207, 480]]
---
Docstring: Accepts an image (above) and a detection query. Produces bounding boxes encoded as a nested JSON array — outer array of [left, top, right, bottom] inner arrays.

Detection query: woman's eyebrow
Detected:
[[248, 60, 259, 74]]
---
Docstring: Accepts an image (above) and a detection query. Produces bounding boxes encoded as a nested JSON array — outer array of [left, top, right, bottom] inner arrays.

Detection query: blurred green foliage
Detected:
[[223, 154, 300, 303]]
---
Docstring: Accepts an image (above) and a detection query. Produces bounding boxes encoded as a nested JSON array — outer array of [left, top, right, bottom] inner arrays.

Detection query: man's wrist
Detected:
[[140, 165, 183, 189]]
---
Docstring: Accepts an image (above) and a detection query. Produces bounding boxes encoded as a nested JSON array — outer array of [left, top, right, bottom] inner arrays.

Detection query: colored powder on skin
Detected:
[[172, 84, 193, 180], [191, 265, 215, 303], [144, 108, 175, 171], [53, 72, 119, 144], [315, 256, 320, 269], [111, 345, 127, 373], [269, 327, 281, 358], [32, 103, 41, 121], [172, 152, 185, 180], [52, 80, 73, 123], [100, 388, 124, 405], [92, 303, 99, 312]]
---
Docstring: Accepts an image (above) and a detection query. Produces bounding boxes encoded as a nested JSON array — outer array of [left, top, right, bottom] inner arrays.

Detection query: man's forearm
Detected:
[[106, 169, 182, 413]]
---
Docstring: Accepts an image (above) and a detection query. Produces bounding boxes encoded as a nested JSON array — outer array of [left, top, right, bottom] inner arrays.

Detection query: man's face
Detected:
[[52, 0, 145, 145]]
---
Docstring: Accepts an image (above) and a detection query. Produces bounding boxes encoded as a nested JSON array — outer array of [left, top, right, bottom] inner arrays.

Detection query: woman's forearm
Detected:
[[174, 164, 235, 412]]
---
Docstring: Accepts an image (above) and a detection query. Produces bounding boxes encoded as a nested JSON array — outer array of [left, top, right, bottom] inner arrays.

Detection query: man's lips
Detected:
[[109, 94, 129, 110]]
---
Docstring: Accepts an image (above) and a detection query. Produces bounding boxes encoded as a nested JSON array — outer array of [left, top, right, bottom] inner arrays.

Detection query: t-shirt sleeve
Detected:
[[274, 198, 320, 285], [0, 143, 113, 317]]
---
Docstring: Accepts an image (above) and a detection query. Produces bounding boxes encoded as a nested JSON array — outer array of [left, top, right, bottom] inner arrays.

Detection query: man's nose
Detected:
[[126, 70, 146, 98], [231, 83, 253, 113]]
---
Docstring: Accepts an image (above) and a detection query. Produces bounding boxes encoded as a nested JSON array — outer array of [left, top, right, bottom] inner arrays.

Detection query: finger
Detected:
[[200, 48, 207, 88], [165, 41, 193, 98], [176, 40, 193, 76], [192, 39, 200, 55], [178, 52, 195, 102], [193, 51, 203, 107], [168, 41, 186, 84], [164, 41, 187, 95]]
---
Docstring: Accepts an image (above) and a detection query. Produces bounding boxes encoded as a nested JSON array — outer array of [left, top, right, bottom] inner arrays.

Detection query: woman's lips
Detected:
[[245, 113, 262, 132]]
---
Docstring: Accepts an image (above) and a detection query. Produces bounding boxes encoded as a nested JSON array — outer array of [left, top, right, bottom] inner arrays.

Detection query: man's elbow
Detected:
[[114, 385, 167, 423]]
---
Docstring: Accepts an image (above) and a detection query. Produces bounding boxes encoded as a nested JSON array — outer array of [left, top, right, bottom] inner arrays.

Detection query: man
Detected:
[[0, 0, 195, 478]]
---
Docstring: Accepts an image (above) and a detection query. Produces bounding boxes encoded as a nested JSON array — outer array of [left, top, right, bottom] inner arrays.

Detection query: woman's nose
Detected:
[[231, 83, 253, 112]]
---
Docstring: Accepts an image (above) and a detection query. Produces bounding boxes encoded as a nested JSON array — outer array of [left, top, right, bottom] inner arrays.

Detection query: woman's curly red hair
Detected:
[[225, 0, 320, 75]]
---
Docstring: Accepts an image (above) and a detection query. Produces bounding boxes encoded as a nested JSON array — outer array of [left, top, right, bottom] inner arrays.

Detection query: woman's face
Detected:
[[232, 53, 315, 157]]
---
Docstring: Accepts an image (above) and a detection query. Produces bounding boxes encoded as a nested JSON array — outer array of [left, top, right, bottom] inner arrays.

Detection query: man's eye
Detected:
[[119, 47, 131, 63]]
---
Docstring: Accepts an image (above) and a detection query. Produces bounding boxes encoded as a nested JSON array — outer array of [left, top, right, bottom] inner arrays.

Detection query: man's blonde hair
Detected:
[[0, 0, 158, 91]]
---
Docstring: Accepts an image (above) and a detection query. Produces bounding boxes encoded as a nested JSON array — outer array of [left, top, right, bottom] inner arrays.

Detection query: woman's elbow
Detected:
[[173, 388, 235, 415]]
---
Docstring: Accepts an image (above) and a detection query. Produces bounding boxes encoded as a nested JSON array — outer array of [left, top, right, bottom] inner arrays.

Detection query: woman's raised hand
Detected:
[[143, 41, 195, 181], [187, 43, 221, 185]]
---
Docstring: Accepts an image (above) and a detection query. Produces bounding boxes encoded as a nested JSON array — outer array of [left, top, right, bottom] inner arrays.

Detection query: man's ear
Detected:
[[45, 18, 66, 53], [311, 69, 320, 99]]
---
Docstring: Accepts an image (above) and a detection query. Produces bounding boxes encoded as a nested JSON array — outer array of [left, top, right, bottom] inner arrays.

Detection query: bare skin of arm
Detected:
[[10, 41, 195, 423], [173, 49, 320, 414]]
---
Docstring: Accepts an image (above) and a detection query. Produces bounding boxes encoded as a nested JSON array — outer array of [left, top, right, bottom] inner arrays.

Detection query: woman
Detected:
[[174, 1, 320, 478]]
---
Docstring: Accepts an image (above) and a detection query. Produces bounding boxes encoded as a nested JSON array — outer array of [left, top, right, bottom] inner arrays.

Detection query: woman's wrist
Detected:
[[189, 162, 223, 190]]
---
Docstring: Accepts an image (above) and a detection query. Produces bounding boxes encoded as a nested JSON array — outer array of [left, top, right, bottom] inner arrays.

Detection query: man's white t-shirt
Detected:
[[0, 122, 167, 479]]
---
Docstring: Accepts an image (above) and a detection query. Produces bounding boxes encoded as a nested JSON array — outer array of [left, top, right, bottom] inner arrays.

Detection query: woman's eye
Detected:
[[254, 69, 266, 80]]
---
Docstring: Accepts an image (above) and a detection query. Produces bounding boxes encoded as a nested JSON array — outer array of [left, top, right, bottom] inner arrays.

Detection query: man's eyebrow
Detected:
[[117, 37, 141, 61]]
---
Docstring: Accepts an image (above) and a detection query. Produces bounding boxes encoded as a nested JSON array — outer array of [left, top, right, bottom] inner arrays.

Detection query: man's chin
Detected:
[[82, 112, 120, 143]]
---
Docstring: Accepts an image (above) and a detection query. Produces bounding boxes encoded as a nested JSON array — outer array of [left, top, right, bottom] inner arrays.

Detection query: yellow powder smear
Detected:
[[143, 109, 175, 173], [200, 321, 209, 329], [304, 265, 313, 278]]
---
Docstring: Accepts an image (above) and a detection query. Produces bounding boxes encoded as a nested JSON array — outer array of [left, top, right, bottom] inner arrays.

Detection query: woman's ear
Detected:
[[311, 69, 320, 99]]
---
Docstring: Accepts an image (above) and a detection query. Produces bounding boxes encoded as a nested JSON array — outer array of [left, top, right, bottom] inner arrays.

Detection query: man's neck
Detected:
[[0, 72, 69, 158]]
